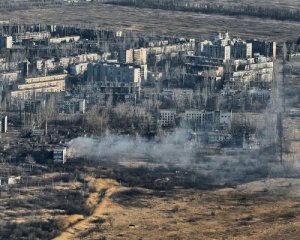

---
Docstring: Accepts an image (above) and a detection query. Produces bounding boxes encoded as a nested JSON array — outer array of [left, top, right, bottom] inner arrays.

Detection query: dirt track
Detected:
[[54, 178, 300, 240], [54, 178, 125, 240]]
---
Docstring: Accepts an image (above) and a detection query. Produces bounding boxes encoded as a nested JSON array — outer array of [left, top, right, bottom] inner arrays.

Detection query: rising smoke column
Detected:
[[67, 129, 194, 164]]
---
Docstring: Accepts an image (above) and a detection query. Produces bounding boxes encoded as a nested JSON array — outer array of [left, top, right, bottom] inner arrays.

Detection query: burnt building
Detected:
[[0, 116, 8, 133], [53, 147, 67, 164], [248, 39, 277, 59]]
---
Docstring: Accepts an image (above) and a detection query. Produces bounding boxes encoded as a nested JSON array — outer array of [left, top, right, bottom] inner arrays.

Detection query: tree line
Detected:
[[107, 0, 300, 22], [0, 0, 64, 10]]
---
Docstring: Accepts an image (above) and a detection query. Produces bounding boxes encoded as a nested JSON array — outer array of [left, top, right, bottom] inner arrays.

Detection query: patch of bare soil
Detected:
[[54, 178, 126, 240], [54, 178, 300, 240]]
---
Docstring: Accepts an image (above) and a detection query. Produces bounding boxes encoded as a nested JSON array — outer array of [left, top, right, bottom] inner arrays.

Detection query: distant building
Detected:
[[119, 49, 133, 64], [115, 30, 123, 37], [0, 71, 20, 83], [232, 53, 274, 83], [248, 39, 276, 59], [0, 176, 21, 186], [249, 88, 271, 104], [0, 35, 13, 48], [22, 99, 46, 113], [197, 39, 231, 61], [191, 131, 231, 145], [159, 110, 176, 127], [53, 147, 67, 164], [184, 110, 216, 129], [139, 64, 148, 82], [232, 40, 252, 59], [207, 132, 232, 144], [196, 32, 252, 61], [88, 62, 141, 84], [133, 48, 147, 64], [11, 74, 67, 99], [219, 111, 232, 126], [13, 31, 51, 43], [146, 39, 195, 58], [0, 116, 7, 133], [297, 35, 300, 45], [119, 48, 147, 65], [57, 99, 86, 114], [162, 88, 194, 101], [49, 35, 80, 44], [70, 62, 89, 75]]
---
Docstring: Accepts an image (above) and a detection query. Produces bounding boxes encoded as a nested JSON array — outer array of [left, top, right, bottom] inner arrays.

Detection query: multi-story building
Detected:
[[162, 88, 194, 101], [133, 48, 147, 64], [34, 53, 102, 73], [119, 49, 134, 64], [196, 33, 252, 61], [0, 71, 20, 83], [248, 39, 276, 59], [13, 31, 51, 43], [0, 116, 8, 133], [159, 110, 176, 127], [48, 35, 80, 44], [11, 74, 66, 99], [87, 62, 142, 101], [88, 62, 141, 84], [119, 48, 147, 65], [219, 111, 232, 126], [232, 53, 273, 83], [53, 147, 67, 164], [232, 40, 252, 59], [197, 39, 231, 61], [248, 88, 271, 104], [0, 176, 21, 186], [23, 99, 46, 113], [184, 110, 216, 128], [0, 35, 13, 48], [190, 131, 231, 145], [70, 62, 89, 75], [57, 98, 86, 114], [139, 64, 148, 82]]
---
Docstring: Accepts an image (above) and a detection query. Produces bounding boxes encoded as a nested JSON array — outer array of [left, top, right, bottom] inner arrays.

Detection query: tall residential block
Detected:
[[11, 74, 67, 99], [0, 35, 13, 49], [1, 116, 8, 133], [119, 48, 147, 64]]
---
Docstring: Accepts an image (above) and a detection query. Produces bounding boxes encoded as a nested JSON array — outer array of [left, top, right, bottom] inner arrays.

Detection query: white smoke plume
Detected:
[[67, 129, 194, 164], [66, 129, 300, 185]]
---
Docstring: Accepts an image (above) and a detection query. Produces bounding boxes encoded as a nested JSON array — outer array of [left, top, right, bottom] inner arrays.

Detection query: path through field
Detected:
[[54, 178, 125, 240]]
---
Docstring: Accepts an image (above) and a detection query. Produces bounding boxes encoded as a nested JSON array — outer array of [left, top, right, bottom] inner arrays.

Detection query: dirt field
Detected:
[[0, 3, 299, 41], [54, 178, 300, 240], [2, 173, 300, 239], [180, 0, 300, 9]]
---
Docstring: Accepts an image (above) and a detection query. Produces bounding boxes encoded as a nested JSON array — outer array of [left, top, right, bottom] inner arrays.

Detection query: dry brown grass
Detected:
[[0, 3, 299, 41], [185, 0, 300, 9], [54, 178, 126, 240], [55, 178, 300, 240]]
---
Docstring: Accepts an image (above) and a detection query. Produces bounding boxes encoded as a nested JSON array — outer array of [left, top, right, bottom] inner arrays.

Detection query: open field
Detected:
[[3, 175, 300, 240], [108, 0, 300, 22], [0, 3, 299, 42], [0, 0, 63, 9], [63, 178, 300, 240], [158, 0, 300, 9]]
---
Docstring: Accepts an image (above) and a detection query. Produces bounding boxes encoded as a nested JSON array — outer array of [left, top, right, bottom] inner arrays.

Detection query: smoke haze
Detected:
[[67, 128, 300, 185], [68, 129, 193, 164]]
